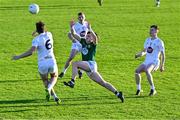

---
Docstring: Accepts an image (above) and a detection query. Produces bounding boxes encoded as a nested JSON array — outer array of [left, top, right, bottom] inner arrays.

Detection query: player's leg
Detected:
[[51, 88, 58, 99], [49, 72, 61, 104], [48, 72, 58, 91], [39, 72, 59, 104], [72, 61, 91, 78], [145, 63, 157, 96], [59, 49, 78, 78], [39, 73, 51, 101], [45, 60, 61, 104], [97, 0, 103, 6], [88, 72, 124, 102], [38, 61, 52, 101], [78, 69, 83, 79], [39, 73, 48, 87], [135, 63, 146, 95], [156, 0, 160, 7], [64, 61, 91, 88]]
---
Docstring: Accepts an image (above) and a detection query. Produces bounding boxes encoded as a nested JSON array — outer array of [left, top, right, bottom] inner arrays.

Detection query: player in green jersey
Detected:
[[64, 26, 124, 102]]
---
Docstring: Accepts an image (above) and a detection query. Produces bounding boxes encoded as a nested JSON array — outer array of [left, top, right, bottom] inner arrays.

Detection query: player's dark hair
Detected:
[[150, 25, 159, 30], [87, 31, 98, 36], [78, 12, 84, 16], [87, 31, 99, 40], [36, 21, 45, 34], [87, 31, 91, 34]]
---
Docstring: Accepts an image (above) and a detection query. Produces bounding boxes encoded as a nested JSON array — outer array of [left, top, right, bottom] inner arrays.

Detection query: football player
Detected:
[[135, 25, 165, 96]]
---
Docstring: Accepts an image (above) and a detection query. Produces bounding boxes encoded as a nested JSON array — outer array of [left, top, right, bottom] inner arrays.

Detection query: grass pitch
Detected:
[[0, 0, 180, 119]]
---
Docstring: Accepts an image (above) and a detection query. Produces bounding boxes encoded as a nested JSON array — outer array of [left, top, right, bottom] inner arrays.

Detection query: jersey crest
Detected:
[[82, 47, 88, 55]]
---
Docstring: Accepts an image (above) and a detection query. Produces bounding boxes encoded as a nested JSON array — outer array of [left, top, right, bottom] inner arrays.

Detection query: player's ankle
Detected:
[[71, 79, 75, 83], [114, 91, 119, 96]]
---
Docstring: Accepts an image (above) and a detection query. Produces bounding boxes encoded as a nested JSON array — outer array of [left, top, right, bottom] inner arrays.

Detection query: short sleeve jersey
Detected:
[[72, 21, 89, 38], [144, 37, 165, 62]]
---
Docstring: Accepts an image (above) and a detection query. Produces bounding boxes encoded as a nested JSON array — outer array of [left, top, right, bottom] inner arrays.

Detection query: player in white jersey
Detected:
[[97, 0, 103, 6], [58, 12, 91, 78], [12, 21, 60, 104], [155, 0, 160, 7], [135, 25, 165, 96]]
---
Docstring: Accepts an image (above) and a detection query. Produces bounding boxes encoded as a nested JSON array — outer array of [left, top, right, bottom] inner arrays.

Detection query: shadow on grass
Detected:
[[62, 95, 117, 102], [125, 95, 149, 99], [61, 100, 120, 106], [0, 109, 35, 113], [0, 79, 40, 83], [59, 95, 123, 106], [62, 94, 150, 102], [0, 94, 151, 109], [0, 99, 44, 104], [0, 99, 55, 108], [0, 96, 121, 108]]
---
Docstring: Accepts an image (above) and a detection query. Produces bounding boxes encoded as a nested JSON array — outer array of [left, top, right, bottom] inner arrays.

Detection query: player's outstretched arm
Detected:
[[160, 51, 165, 72], [69, 20, 81, 41], [68, 32, 76, 42], [135, 48, 146, 59], [12, 46, 36, 60], [87, 23, 98, 44], [87, 22, 92, 31], [68, 32, 81, 42], [91, 29, 98, 45]]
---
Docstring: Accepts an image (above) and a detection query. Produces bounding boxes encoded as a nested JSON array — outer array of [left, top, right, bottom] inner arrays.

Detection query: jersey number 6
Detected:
[[45, 39, 52, 50]]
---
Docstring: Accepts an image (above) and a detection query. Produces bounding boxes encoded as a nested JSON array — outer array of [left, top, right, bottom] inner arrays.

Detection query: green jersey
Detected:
[[80, 38, 96, 61]]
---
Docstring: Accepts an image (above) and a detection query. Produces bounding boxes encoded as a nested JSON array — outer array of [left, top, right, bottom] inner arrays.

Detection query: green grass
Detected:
[[0, 0, 180, 119]]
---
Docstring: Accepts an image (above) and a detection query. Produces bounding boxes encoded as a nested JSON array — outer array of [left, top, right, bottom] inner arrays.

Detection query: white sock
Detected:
[[137, 84, 141, 90], [151, 85, 155, 90], [62, 68, 67, 74], [52, 92, 57, 98]]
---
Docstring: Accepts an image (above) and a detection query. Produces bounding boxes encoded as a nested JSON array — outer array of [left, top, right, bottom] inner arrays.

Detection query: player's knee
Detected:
[[72, 62, 77, 67], [105, 81, 110, 87], [99, 80, 107, 86], [67, 58, 72, 63]]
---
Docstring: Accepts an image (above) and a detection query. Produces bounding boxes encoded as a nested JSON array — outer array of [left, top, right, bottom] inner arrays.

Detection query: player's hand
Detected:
[[12, 56, 19, 60], [70, 19, 75, 28], [160, 65, 164, 72], [87, 21, 91, 29], [32, 31, 37, 37]]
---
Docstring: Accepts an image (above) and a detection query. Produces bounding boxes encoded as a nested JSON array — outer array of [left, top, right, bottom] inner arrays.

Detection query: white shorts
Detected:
[[38, 59, 58, 75], [85, 61, 98, 75], [71, 41, 82, 52], [143, 59, 160, 71]]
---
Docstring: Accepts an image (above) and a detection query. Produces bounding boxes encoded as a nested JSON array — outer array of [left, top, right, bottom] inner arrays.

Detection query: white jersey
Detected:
[[72, 21, 89, 38], [32, 32, 55, 62], [144, 37, 165, 64], [71, 21, 89, 51]]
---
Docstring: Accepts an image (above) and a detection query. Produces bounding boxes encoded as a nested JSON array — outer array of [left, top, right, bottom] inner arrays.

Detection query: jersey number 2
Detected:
[[45, 39, 52, 50]]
